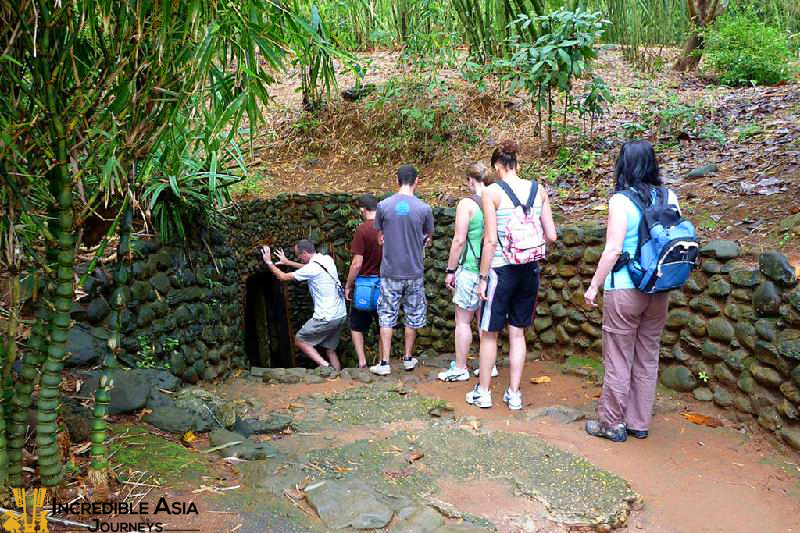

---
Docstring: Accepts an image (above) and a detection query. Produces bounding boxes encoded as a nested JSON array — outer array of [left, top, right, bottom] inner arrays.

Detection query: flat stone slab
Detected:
[[234, 413, 293, 437], [527, 405, 587, 424], [305, 478, 394, 529], [306, 426, 638, 530], [290, 384, 447, 432], [208, 429, 277, 460]]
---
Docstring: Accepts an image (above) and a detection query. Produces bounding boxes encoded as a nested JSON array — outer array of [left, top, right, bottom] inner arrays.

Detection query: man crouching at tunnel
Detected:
[[261, 239, 347, 370]]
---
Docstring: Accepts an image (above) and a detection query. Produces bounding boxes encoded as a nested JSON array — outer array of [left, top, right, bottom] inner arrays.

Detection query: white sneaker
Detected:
[[503, 388, 522, 410], [472, 366, 499, 378], [438, 362, 470, 382], [370, 362, 391, 376], [403, 357, 418, 371], [465, 384, 492, 408]]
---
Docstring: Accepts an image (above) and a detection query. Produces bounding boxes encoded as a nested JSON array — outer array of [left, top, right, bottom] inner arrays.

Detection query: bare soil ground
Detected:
[[164, 360, 800, 533], [238, 48, 800, 263]]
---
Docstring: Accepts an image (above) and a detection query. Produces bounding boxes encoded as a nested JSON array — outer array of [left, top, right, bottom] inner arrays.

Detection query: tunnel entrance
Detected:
[[244, 273, 293, 368]]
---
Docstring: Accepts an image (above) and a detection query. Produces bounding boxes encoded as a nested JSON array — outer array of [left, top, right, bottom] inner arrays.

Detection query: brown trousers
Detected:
[[598, 289, 669, 431]]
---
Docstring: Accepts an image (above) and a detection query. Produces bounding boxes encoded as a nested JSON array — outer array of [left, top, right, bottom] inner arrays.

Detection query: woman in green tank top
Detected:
[[438, 163, 497, 382]]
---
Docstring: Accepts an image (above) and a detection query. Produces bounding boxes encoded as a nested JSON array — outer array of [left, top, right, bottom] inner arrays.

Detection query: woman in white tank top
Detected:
[[465, 140, 557, 411]]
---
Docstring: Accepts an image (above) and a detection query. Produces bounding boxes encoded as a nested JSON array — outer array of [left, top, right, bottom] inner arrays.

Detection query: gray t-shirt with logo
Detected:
[[375, 194, 434, 280]]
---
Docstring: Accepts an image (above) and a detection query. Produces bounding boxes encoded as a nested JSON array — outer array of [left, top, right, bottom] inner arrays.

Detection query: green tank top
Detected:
[[460, 203, 484, 273]]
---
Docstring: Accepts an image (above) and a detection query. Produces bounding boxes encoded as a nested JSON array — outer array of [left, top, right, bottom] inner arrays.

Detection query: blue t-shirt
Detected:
[[375, 194, 434, 280], [604, 189, 679, 290]]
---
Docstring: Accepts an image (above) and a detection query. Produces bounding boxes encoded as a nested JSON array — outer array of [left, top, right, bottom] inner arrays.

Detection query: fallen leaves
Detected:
[[531, 376, 552, 385], [681, 412, 724, 428], [384, 466, 417, 481]]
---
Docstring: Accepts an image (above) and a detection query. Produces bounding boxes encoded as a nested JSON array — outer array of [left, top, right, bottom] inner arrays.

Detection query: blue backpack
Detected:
[[353, 275, 380, 311], [612, 187, 698, 293]]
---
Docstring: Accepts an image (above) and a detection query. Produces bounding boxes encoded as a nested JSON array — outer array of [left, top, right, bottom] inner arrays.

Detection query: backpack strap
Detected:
[[496, 180, 522, 209], [524, 181, 539, 214], [312, 259, 344, 297], [460, 195, 482, 266], [611, 187, 656, 286]]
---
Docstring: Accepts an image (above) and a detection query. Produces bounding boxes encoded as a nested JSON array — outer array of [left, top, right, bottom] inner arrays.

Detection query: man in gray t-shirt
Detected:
[[370, 165, 434, 377]]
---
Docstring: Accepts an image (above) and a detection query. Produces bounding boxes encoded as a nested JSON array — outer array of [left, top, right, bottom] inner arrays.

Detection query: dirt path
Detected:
[[203, 362, 800, 533]]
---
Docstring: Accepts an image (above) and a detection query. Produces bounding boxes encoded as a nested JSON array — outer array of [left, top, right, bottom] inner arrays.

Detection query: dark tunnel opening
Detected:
[[244, 272, 293, 368]]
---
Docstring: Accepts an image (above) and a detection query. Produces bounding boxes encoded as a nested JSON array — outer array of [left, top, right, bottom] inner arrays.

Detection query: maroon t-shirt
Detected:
[[351, 219, 382, 276]]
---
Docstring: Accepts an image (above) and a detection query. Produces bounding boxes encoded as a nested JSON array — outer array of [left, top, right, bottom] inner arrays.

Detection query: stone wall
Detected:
[[73, 231, 246, 383], [227, 194, 459, 363], [68, 192, 800, 452], [230, 194, 800, 452]]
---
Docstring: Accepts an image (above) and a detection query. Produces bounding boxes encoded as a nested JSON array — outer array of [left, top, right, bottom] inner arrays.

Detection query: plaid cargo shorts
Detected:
[[377, 277, 427, 329]]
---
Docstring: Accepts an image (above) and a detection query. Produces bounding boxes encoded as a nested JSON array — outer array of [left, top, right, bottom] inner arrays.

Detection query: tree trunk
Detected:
[[35, 13, 75, 486], [0, 272, 21, 486], [88, 199, 131, 497], [674, 32, 704, 71], [674, 0, 727, 72], [6, 298, 49, 487]]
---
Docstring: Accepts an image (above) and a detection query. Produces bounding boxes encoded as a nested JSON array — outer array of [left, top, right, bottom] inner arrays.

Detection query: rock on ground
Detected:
[[234, 413, 293, 438], [208, 429, 276, 460], [144, 406, 198, 434], [304, 478, 395, 530], [389, 506, 444, 532]]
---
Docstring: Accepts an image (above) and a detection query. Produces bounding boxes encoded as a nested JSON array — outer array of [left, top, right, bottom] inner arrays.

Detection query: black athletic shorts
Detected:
[[480, 262, 540, 332], [350, 307, 379, 333]]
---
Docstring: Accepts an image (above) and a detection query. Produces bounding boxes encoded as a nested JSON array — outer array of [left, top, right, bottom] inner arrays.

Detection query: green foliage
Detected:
[[522, 144, 598, 199], [635, 92, 706, 142], [735, 123, 763, 142], [605, 0, 687, 71], [291, 3, 359, 110], [700, 124, 727, 144], [575, 76, 614, 136], [140, 102, 248, 243], [453, 0, 544, 62], [703, 14, 794, 86], [621, 121, 648, 139], [135, 336, 171, 370], [495, 9, 609, 144], [335, 206, 362, 230]]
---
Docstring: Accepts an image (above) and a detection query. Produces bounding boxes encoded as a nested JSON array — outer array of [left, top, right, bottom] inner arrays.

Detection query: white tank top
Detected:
[[486, 176, 543, 268]]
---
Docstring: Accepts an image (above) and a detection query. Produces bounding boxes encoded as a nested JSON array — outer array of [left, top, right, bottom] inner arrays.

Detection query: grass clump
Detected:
[[704, 14, 794, 87]]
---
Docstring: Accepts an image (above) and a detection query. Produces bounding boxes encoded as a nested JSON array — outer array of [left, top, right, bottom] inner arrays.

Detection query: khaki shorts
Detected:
[[296, 317, 346, 350]]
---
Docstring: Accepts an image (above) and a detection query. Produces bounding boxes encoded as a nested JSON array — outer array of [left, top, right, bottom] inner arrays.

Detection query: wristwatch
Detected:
[[445, 267, 457, 274], [478, 273, 489, 281]]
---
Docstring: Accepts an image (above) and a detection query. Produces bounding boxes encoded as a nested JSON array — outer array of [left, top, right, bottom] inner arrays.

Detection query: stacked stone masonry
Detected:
[[73, 232, 245, 383], [69, 193, 800, 452]]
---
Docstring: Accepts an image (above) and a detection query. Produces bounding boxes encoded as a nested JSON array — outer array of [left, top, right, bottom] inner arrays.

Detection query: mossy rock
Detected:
[[110, 424, 211, 484], [700, 240, 740, 260], [759, 251, 798, 287], [561, 355, 604, 384], [753, 281, 782, 317], [659, 364, 697, 392]]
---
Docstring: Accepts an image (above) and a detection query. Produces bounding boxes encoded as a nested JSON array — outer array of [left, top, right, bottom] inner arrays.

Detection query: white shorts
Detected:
[[453, 268, 481, 312]]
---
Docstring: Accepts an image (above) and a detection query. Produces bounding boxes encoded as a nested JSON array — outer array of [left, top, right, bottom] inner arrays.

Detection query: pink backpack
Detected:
[[496, 180, 546, 264]]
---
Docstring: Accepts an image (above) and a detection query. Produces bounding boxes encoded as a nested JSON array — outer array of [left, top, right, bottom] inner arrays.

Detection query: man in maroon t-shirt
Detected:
[[344, 194, 382, 367]]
